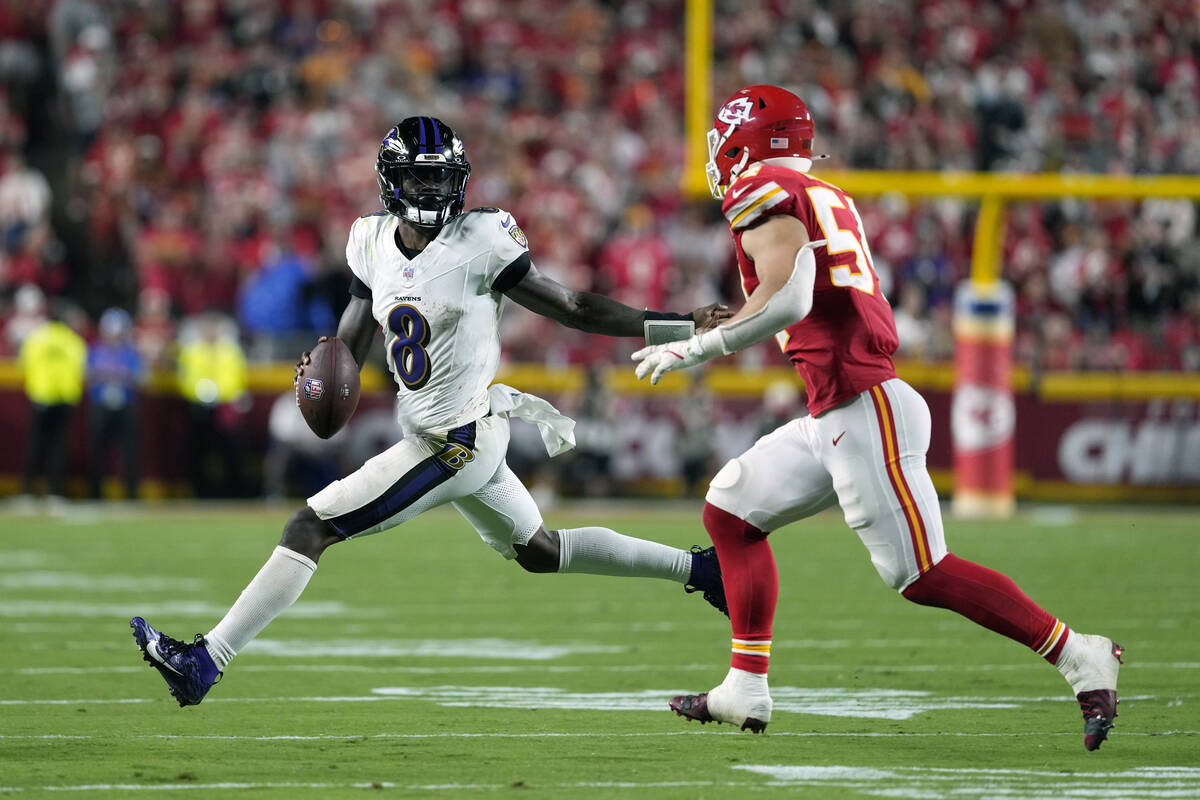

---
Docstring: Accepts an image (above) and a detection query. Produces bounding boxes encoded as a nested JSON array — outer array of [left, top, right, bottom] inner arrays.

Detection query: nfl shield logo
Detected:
[[303, 378, 325, 400], [403, 266, 415, 280]]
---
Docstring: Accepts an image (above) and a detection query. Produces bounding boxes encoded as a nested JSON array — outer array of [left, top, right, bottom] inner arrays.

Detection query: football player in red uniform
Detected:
[[633, 85, 1122, 750]]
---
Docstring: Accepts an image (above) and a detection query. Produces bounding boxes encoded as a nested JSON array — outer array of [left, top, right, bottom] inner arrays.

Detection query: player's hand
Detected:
[[632, 332, 722, 385], [293, 336, 329, 386], [692, 303, 731, 333]]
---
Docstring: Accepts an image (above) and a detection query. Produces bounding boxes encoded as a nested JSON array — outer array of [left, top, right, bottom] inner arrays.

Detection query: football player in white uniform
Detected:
[[131, 117, 731, 707]]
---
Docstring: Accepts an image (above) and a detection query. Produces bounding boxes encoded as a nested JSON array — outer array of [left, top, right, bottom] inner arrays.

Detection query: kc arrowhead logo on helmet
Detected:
[[717, 97, 755, 126], [706, 85, 816, 199]]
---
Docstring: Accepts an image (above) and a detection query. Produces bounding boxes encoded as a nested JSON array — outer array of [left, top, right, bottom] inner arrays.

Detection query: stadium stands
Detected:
[[0, 1, 1197, 501], [0, 0, 1195, 371]]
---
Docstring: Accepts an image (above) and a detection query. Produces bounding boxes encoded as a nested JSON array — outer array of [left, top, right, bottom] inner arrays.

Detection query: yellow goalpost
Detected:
[[681, 2, 1200, 512], [817, 171, 1200, 515]]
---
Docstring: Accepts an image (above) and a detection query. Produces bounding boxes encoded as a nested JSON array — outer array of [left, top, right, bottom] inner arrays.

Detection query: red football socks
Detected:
[[902, 553, 1069, 664], [702, 502, 777, 674]]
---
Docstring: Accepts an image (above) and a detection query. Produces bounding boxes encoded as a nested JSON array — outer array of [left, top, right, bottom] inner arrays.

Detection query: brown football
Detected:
[[296, 337, 361, 439]]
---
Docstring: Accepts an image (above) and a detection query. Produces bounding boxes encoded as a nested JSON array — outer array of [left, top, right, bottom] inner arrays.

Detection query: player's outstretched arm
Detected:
[[633, 216, 821, 384], [504, 261, 727, 337]]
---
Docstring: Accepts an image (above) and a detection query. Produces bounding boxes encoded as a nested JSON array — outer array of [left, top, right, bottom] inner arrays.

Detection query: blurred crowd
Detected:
[[15, 298, 255, 500], [1, 0, 1199, 380]]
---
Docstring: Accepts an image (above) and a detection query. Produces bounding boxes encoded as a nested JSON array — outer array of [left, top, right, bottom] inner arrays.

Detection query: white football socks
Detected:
[[556, 527, 691, 582], [204, 546, 317, 671]]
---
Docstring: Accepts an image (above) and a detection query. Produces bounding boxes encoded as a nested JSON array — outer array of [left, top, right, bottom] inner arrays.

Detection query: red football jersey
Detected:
[[722, 163, 898, 416]]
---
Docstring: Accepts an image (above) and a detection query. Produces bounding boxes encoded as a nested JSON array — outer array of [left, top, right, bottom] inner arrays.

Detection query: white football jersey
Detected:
[[345, 207, 531, 434]]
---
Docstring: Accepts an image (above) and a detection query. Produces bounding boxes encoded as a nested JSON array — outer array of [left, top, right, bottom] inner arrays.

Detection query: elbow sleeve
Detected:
[[771, 244, 816, 324], [708, 244, 817, 355]]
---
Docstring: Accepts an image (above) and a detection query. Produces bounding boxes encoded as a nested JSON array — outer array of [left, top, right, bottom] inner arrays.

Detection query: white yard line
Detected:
[[1, 731, 1196, 741], [0, 698, 152, 705], [241, 638, 626, 660], [0, 780, 741, 794], [0, 691, 1166, 708], [358, 685, 1165, 720], [4, 764, 1200, 796], [0, 571, 205, 591], [0, 601, 353, 619], [734, 764, 1200, 800], [11, 661, 1198, 676], [17, 664, 710, 675]]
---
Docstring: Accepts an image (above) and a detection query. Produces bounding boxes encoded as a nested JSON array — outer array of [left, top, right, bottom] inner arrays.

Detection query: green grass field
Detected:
[[1, 502, 1197, 798]]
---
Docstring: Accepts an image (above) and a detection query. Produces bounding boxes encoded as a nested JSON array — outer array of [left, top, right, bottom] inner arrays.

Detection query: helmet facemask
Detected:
[[378, 159, 470, 229], [376, 118, 471, 230], [706, 123, 749, 200]]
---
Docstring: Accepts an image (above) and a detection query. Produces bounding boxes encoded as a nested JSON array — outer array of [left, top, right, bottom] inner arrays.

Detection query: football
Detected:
[[296, 337, 360, 439]]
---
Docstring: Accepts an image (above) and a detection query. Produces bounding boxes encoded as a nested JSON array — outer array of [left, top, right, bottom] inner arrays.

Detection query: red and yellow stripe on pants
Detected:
[[869, 384, 934, 576]]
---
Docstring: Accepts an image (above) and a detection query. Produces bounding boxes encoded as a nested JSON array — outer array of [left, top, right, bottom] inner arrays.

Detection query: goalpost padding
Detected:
[[951, 282, 1016, 518]]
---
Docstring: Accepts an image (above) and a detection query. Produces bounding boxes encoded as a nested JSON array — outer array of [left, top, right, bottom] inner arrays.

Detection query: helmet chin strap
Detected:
[[405, 206, 447, 230]]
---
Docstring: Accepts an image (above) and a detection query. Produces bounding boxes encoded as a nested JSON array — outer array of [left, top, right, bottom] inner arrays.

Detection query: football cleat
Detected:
[[670, 676, 771, 733], [670, 692, 717, 724], [130, 617, 221, 707], [684, 545, 729, 617], [1078, 687, 1119, 751], [1056, 633, 1123, 751]]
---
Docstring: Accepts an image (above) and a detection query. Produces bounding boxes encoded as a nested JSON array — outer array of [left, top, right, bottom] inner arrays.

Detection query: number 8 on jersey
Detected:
[[388, 304, 432, 390]]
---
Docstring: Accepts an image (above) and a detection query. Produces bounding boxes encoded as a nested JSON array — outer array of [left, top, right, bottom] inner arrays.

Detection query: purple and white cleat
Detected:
[[683, 545, 728, 618], [130, 617, 221, 707]]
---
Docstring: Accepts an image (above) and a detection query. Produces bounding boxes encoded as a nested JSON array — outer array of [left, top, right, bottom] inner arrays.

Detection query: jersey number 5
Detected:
[[387, 304, 432, 390], [805, 186, 877, 295]]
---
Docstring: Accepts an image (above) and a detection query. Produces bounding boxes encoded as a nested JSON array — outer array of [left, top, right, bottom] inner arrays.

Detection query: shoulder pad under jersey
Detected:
[[722, 167, 792, 231]]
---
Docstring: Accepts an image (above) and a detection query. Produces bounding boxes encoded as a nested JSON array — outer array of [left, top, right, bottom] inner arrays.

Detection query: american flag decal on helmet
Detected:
[[770, 137, 788, 148]]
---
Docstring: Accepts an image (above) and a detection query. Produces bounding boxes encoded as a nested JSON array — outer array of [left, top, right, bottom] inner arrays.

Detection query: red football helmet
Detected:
[[706, 85, 815, 198]]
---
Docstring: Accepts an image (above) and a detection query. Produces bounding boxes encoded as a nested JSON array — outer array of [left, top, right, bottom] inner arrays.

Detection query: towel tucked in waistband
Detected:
[[487, 383, 576, 457]]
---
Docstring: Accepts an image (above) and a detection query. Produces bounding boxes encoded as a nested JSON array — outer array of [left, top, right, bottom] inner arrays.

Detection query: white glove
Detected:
[[633, 239, 828, 385], [632, 329, 727, 385]]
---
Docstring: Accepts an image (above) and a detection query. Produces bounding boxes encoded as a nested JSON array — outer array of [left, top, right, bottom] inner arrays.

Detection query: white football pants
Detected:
[[705, 378, 948, 591], [307, 413, 543, 559]]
